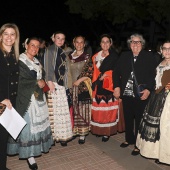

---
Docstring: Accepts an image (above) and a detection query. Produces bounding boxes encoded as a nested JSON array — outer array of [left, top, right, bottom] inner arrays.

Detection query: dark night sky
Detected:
[[1, 0, 95, 45], [2, 1, 165, 51]]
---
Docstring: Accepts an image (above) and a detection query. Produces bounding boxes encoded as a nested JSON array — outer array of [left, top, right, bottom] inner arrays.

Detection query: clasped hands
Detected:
[[37, 79, 45, 88]]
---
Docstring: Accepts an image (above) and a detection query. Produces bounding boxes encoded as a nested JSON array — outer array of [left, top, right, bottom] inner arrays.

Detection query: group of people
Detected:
[[0, 22, 170, 170]]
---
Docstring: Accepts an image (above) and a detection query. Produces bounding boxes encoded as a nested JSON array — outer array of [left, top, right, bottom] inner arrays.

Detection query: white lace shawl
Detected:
[[95, 51, 105, 68], [19, 53, 42, 80], [155, 64, 170, 90]]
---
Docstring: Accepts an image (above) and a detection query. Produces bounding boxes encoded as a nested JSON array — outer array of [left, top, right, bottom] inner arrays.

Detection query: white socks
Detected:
[[103, 136, 108, 138], [28, 157, 36, 165], [80, 136, 85, 140]]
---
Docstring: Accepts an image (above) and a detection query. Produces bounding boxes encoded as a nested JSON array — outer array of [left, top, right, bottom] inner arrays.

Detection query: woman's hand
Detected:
[[48, 81, 55, 92], [99, 74, 107, 81], [73, 77, 88, 86], [73, 79, 81, 86], [1, 99, 12, 110], [165, 82, 170, 91], [114, 87, 120, 99], [37, 79, 45, 89], [141, 89, 150, 100]]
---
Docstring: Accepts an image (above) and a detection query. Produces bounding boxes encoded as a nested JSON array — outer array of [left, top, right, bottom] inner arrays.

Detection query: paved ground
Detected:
[[7, 132, 170, 170]]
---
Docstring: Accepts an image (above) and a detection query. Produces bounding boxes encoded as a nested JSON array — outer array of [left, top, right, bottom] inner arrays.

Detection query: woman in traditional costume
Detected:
[[44, 32, 73, 146], [136, 40, 170, 165], [68, 35, 92, 144], [7, 37, 53, 170]]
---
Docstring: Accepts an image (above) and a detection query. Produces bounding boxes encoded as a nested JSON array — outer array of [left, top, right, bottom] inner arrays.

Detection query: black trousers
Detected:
[[0, 125, 9, 170], [122, 96, 148, 145]]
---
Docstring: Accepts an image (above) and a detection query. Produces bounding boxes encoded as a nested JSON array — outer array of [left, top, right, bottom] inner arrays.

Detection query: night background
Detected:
[[1, 0, 170, 52]]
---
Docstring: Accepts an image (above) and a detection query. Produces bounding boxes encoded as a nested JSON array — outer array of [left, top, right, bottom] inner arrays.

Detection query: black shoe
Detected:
[[102, 136, 109, 142], [155, 159, 170, 166], [131, 148, 140, 156], [78, 139, 85, 144], [60, 141, 67, 146], [28, 163, 38, 170], [72, 136, 76, 140], [120, 142, 129, 148], [155, 159, 161, 164]]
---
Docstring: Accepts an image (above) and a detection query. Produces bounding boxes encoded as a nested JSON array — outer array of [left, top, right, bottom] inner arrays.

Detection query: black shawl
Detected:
[[16, 60, 45, 117]]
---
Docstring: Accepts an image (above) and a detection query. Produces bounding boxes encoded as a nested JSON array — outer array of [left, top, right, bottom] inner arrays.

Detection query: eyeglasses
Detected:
[[130, 41, 142, 45], [162, 47, 170, 52], [101, 41, 110, 44]]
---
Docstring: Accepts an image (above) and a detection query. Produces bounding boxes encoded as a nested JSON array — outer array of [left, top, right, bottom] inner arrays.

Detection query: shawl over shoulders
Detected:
[[16, 60, 44, 117]]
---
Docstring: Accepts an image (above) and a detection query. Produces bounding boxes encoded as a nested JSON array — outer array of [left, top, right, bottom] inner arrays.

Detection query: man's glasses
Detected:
[[130, 41, 142, 45]]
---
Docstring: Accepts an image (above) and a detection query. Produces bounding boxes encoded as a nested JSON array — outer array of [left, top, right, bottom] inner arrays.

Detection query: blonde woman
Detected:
[[44, 32, 73, 146], [0, 23, 20, 170]]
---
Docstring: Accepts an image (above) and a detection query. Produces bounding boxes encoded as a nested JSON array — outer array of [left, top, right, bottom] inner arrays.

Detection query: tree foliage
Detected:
[[65, 0, 170, 48], [65, 0, 170, 24]]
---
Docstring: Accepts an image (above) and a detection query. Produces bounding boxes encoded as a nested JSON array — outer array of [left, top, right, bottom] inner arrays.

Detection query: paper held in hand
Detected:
[[0, 107, 27, 140]]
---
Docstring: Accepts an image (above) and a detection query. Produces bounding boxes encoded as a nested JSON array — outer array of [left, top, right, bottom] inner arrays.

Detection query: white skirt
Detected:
[[47, 82, 73, 142]]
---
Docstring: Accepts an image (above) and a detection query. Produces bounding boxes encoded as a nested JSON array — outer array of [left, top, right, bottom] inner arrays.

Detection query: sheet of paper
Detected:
[[0, 107, 27, 140]]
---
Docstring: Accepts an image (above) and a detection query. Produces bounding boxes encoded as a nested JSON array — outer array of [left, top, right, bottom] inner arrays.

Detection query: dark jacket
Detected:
[[0, 49, 19, 107], [113, 50, 157, 98]]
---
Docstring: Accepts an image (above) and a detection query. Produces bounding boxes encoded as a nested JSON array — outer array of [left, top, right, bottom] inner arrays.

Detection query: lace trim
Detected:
[[155, 64, 170, 90]]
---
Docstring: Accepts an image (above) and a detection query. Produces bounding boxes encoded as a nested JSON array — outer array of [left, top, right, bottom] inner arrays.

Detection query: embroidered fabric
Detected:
[[49, 82, 73, 141], [138, 89, 168, 142], [123, 72, 135, 97], [136, 91, 170, 165], [54, 48, 67, 86]]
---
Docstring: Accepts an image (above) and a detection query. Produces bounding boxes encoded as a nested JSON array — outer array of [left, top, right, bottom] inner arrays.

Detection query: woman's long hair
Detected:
[[0, 23, 20, 61]]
